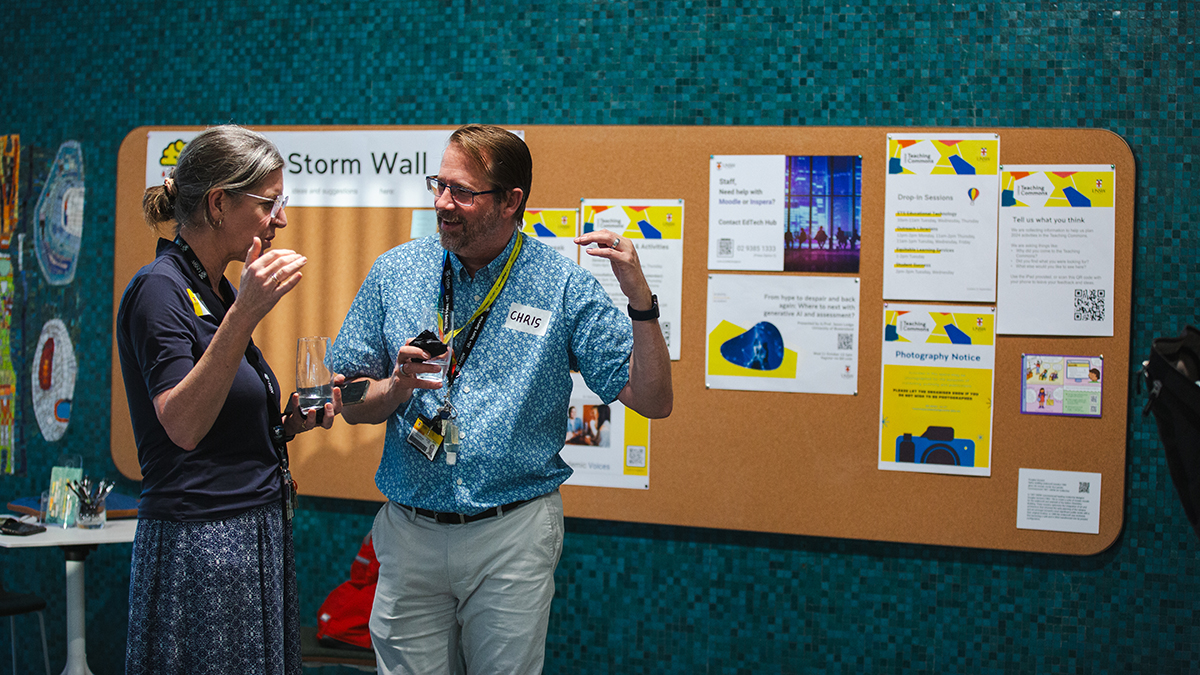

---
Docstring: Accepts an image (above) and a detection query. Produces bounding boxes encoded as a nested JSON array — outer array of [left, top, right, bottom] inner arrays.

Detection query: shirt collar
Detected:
[[159, 237, 235, 309]]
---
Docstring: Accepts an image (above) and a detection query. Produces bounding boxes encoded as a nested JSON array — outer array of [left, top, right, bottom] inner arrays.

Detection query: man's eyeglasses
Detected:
[[426, 176, 504, 207], [231, 190, 288, 220]]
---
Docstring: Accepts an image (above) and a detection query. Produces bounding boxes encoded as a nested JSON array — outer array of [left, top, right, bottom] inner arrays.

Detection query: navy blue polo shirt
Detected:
[[117, 239, 283, 521]]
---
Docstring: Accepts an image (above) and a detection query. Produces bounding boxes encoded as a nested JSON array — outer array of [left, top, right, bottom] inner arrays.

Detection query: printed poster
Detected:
[[883, 134, 1000, 302], [705, 274, 860, 395], [996, 165, 1115, 336], [1021, 354, 1103, 418], [709, 155, 862, 273], [560, 373, 650, 490], [46, 464, 83, 527], [147, 129, 457, 208], [522, 208, 579, 262], [409, 210, 438, 239], [879, 303, 995, 477], [581, 199, 683, 360], [1017, 467, 1102, 534]]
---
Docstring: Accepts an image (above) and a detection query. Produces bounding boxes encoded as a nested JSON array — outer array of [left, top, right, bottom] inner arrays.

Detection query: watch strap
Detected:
[[628, 294, 660, 321]]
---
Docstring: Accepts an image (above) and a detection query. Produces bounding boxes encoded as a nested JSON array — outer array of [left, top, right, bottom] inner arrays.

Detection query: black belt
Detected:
[[399, 497, 535, 524]]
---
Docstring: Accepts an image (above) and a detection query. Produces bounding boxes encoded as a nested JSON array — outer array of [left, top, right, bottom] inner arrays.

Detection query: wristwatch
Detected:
[[628, 294, 659, 321]]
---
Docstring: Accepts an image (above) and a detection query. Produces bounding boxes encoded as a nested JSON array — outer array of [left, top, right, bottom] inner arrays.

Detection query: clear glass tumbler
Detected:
[[296, 337, 333, 413]]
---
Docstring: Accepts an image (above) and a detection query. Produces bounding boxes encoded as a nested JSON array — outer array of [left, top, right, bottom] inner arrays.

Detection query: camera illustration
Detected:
[[895, 426, 975, 466]]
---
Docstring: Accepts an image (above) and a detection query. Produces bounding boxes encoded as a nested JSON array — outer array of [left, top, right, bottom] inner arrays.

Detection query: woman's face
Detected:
[[222, 168, 287, 257]]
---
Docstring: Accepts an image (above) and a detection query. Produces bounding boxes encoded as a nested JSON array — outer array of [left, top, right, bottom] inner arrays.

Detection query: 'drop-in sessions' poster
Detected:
[[705, 274, 860, 395], [581, 199, 683, 360], [709, 155, 862, 274], [996, 165, 1115, 336], [883, 134, 1000, 303], [879, 304, 995, 477]]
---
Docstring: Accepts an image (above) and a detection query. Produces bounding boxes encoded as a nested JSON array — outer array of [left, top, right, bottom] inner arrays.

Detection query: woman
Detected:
[[593, 405, 611, 447], [117, 125, 340, 675]]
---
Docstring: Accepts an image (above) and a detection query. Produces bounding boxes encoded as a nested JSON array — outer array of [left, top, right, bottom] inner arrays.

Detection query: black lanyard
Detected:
[[438, 237, 522, 392], [171, 237, 292, 498]]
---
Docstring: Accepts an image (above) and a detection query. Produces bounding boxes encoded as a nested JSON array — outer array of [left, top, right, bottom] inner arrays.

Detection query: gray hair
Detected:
[[143, 124, 284, 233]]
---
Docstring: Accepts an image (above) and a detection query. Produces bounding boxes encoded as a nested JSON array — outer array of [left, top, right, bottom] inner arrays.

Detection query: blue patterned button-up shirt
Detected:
[[328, 231, 632, 514]]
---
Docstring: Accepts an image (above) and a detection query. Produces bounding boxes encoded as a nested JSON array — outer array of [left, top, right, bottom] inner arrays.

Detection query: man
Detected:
[[565, 404, 584, 443], [328, 124, 672, 675]]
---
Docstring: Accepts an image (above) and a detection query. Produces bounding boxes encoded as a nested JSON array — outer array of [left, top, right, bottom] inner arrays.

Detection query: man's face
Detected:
[[434, 144, 513, 265]]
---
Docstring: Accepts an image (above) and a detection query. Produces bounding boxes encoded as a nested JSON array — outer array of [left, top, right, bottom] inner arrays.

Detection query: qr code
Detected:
[[1078, 482, 1090, 494], [661, 321, 671, 348], [1073, 288, 1106, 322], [626, 445, 647, 468], [837, 333, 853, 350], [717, 238, 734, 257]]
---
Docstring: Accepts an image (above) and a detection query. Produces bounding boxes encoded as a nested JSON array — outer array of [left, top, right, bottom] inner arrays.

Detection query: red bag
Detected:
[[316, 533, 379, 650]]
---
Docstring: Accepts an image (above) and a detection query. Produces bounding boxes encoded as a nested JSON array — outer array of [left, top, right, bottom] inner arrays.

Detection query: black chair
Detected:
[[0, 580, 50, 675]]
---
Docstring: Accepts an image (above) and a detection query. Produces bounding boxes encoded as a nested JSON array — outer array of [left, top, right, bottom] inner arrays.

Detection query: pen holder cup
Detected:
[[76, 497, 106, 530]]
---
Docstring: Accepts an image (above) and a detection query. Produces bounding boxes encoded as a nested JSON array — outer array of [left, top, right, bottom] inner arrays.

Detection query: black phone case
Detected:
[[409, 329, 448, 359], [340, 380, 369, 405]]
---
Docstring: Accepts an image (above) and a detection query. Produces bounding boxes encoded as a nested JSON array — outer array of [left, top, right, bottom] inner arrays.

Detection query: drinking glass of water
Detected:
[[413, 306, 452, 385], [296, 336, 333, 413]]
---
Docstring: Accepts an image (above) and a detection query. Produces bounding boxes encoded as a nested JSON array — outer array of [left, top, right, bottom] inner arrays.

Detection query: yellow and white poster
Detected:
[[996, 165, 1115, 336], [878, 303, 995, 477], [560, 373, 650, 490], [522, 208, 579, 262], [705, 274, 859, 395], [581, 199, 683, 360], [883, 134, 1000, 302]]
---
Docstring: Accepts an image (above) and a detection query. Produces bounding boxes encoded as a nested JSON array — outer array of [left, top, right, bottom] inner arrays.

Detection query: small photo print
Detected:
[[565, 404, 612, 448]]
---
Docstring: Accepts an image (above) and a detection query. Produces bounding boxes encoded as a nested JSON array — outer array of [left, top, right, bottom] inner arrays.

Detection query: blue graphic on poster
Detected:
[[719, 322, 785, 371]]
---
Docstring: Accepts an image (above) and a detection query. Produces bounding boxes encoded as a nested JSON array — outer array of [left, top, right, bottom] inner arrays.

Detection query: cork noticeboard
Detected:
[[112, 125, 1134, 555]]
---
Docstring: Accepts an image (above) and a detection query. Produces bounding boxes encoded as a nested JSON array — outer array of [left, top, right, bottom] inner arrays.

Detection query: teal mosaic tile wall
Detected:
[[2, 1, 1197, 672]]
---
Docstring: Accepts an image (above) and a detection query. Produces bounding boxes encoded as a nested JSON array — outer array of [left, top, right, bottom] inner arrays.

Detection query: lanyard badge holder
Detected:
[[406, 239, 522, 463], [407, 414, 445, 461]]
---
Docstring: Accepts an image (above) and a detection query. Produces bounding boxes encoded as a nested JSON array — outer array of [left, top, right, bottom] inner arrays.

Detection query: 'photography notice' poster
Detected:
[[879, 304, 996, 477]]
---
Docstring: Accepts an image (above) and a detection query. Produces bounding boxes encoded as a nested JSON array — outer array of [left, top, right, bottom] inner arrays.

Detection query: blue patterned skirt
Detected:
[[125, 501, 301, 675]]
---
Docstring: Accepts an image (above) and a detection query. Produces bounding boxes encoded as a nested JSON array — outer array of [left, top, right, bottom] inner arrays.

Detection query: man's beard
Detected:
[[438, 199, 508, 256]]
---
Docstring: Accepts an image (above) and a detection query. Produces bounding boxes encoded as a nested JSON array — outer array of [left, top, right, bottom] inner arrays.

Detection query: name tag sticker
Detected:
[[504, 303, 552, 336]]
